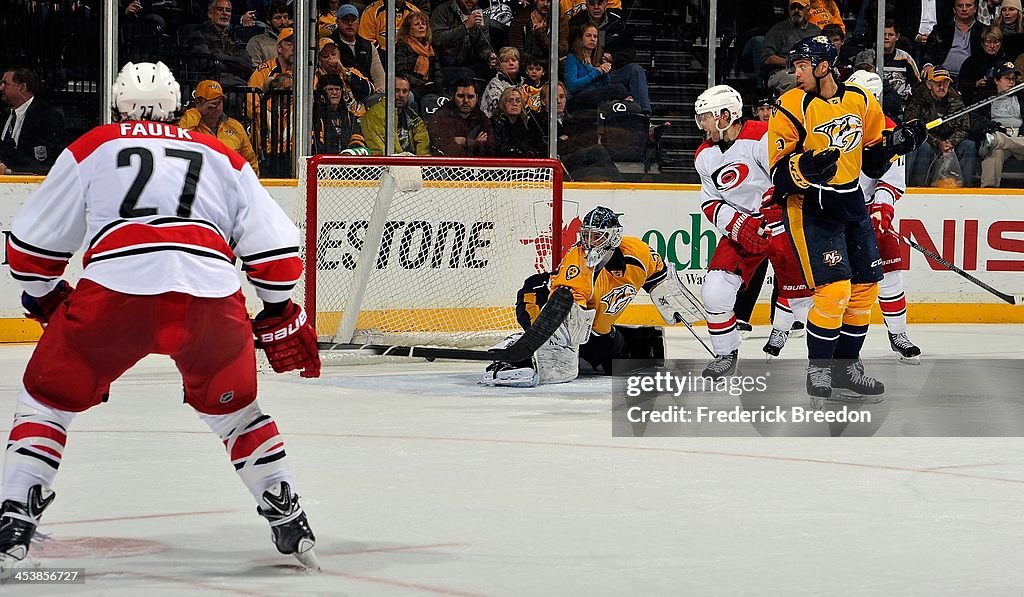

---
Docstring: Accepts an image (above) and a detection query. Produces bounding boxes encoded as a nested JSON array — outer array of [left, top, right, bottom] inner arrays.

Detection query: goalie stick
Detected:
[[892, 230, 1024, 306], [316, 286, 576, 361]]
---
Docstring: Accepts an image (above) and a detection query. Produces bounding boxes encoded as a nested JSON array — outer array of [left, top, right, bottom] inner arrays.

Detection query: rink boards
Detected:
[[0, 179, 1023, 342]]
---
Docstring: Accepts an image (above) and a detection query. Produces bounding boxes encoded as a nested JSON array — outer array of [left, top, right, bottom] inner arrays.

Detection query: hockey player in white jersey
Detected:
[[847, 70, 922, 364], [0, 62, 321, 576], [694, 85, 814, 377]]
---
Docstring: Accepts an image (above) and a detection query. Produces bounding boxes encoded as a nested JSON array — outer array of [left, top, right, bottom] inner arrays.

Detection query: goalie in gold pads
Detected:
[[483, 207, 705, 387], [768, 36, 925, 402]]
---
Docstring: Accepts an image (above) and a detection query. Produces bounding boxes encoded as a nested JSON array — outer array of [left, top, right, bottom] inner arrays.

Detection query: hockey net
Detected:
[[297, 155, 570, 356]]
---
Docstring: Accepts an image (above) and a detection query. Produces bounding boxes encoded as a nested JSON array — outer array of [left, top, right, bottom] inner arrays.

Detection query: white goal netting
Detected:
[[297, 155, 567, 350]]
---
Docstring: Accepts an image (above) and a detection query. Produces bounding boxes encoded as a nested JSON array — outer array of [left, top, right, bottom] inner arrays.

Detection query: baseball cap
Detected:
[[789, 0, 809, 7], [854, 49, 875, 68], [988, 61, 1020, 79], [277, 27, 294, 43], [318, 37, 338, 53], [336, 4, 359, 19], [194, 80, 225, 101], [928, 67, 953, 82]]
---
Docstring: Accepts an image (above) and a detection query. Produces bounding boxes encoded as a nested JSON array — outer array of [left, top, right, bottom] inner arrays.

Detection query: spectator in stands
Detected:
[[883, 19, 922, 101], [541, 81, 621, 181], [318, 0, 342, 38], [923, 0, 984, 80], [960, 25, 1006, 104], [753, 91, 775, 122], [564, 23, 633, 110], [362, 75, 431, 155], [895, 0, 952, 60], [427, 79, 495, 156], [313, 74, 368, 154], [121, 0, 167, 34], [853, 50, 906, 121], [823, 24, 854, 80], [334, 4, 385, 93], [807, 0, 844, 34], [557, 0, 622, 54], [179, 80, 259, 174], [760, 0, 822, 93], [976, 61, 1024, 186], [978, 0, 1004, 25], [490, 86, 544, 157], [482, 46, 523, 116], [246, 1, 291, 67], [187, 0, 256, 87], [359, 0, 422, 49], [431, 0, 499, 80], [396, 11, 444, 103], [509, 0, 550, 62], [565, 0, 650, 114], [261, 72, 294, 177], [904, 67, 978, 185], [249, 27, 294, 91], [999, 0, 1024, 35], [522, 55, 546, 112], [315, 38, 372, 117], [0, 68, 64, 175]]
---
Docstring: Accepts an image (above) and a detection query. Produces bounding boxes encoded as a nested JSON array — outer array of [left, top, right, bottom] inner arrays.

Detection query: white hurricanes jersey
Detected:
[[7, 121, 302, 302], [694, 119, 774, 236], [859, 118, 906, 207]]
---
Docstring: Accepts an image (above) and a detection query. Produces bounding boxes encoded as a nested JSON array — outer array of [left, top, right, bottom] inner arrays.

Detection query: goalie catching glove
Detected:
[[252, 300, 321, 378], [726, 212, 770, 253], [22, 280, 74, 326]]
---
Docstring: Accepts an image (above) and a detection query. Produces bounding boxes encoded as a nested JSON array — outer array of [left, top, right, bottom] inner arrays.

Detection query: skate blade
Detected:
[[0, 552, 40, 582], [292, 540, 320, 572], [898, 355, 921, 365], [831, 389, 884, 404], [789, 328, 805, 339]]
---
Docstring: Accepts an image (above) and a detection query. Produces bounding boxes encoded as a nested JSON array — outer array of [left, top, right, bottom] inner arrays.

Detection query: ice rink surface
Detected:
[[1, 324, 1022, 596]]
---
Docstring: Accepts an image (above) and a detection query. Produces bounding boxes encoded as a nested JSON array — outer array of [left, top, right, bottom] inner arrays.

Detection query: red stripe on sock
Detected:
[[879, 296, 907, 316], [228, 420, 282, 462], [9, 421, 67, 447], [707, 315, 737, 332]]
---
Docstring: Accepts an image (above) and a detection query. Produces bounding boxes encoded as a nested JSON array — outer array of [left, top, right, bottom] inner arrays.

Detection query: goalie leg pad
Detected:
[[649, 264, 707, 325], [199, 402, 296, 504], [535, 302, 596, 385], [481, 333, 540, 387]]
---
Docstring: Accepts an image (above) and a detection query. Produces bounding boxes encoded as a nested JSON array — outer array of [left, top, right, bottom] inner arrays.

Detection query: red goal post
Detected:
[[300, 155, 569, 350]]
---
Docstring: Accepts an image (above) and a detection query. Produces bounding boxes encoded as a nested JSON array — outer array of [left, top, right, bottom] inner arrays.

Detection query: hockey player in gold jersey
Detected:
[[768, 36, 925, 403], [483, 207, 704, 387]]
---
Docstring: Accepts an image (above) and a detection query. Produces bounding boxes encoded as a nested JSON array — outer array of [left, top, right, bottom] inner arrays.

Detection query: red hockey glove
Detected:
[[727, 212, 771, 254], [22, 280, 74, 326], [869, 202, 895, 235], [252, 300, 321, 378]]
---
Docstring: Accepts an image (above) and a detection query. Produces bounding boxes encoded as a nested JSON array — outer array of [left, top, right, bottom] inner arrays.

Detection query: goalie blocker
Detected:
[[483, 207, 703, 387]]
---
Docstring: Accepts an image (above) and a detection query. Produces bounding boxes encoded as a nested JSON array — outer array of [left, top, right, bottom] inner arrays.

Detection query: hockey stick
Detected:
[[924, 81, 1024, 130], [316, 286, 575, 361], [674, 315, 717, 357], [891, 230, 1024, 305]]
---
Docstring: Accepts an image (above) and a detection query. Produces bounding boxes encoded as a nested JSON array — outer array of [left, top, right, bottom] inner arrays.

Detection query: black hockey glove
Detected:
[[789, 148, 840, 188], [883, 119, 927, 156]]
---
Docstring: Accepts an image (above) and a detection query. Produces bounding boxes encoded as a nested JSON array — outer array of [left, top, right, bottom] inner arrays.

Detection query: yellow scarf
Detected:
[[405, 37, 435, 80]]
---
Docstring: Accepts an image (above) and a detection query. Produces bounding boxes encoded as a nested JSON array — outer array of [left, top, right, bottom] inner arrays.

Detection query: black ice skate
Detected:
[[763, 328, 789, 361], [806, 364, 833, 407], [790, 320, 805, 338], [736, 320, 753, 339], [702, 350, 738, 379], [0, 485, 55, 580], [830, 360, 885, 403], [888, 332, 921, 365], [258, 481, 320, 571]]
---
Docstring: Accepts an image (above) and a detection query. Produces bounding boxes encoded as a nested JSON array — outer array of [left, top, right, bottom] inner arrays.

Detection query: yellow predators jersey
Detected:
[[550, 236, 667, 334], [769, 84, 886, 193]]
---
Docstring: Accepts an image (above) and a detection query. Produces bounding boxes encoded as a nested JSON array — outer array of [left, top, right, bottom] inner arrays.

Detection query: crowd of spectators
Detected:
[[0, 0, 654, 180]]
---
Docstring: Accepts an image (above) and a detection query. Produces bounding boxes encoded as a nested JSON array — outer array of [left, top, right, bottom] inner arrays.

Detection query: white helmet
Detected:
[[694, 84, 743, 133], [846, 70, 883, 102], [112, 61, 181, 122]]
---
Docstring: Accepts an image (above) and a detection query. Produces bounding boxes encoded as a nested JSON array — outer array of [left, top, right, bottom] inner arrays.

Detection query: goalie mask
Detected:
[[579, 207, 623, 268]]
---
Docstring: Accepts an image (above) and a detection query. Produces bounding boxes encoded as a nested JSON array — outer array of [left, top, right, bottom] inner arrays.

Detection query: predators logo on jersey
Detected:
[[812, 114, 863, 153], [601, 284, 637, 315]]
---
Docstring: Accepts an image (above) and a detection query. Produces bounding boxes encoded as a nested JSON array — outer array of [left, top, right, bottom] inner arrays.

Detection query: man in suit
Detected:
[[0, 68, 65, 175]]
